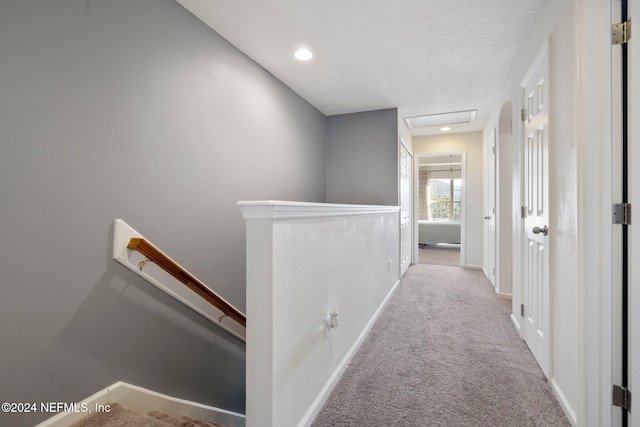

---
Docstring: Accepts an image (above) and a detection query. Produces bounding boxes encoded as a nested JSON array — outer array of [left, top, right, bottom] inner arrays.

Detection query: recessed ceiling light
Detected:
[[440, 127, 451, 132], [294, 48, 313, 61]]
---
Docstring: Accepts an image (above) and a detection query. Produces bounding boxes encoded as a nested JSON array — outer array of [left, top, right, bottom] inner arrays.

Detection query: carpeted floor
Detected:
[[312, 264, 570, 427], [419, 245, 460, 266], [70, 403, 229, 427]]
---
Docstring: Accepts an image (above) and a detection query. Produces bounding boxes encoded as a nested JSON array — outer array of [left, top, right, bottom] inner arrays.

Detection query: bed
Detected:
[[418, 221, 461, 245]]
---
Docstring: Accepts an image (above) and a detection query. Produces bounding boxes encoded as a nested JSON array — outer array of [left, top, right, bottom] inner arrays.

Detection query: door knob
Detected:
[[532, 225, 548, 236], [484, 216, 491, 220]]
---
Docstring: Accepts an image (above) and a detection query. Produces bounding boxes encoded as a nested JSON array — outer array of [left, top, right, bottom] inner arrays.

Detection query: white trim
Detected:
[[298, 279, 402, 427], [460, 151, 467, 267], [550, 378, 578, 427], [628, 1, 640, 426], [521, 39, 549, 87], [399, 138, 414, 274], [578, 1, 614, 425], [484, 128, 497, 289], [35, 382, 245, 427], [112, 219, 246, 341], [237, 200, 399, 221], [482, 266, 489, 278], [412, 151, 467, 267], [510, 313, 521, 333]]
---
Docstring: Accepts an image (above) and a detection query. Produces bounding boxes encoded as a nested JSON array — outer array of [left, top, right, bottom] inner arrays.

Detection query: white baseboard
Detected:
[[297, 279, 402, 427], [35, 382, 245, 427], [497, 292, 512, 300], [510, 313, 521, 334], [550, 377, 577, 426]]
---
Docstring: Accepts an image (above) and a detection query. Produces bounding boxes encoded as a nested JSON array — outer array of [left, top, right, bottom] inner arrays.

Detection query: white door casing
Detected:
[[610, 1, 625, 425], [627, 0, 639, 426], [413, 152, 466, 267], [486, 129, 497, 288], [400, 139, 412, 276], [521, 41, 551, 378]]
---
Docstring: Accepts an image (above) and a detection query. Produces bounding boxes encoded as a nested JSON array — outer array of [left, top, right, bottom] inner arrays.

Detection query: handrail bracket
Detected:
[[138, 257, 153, 272]]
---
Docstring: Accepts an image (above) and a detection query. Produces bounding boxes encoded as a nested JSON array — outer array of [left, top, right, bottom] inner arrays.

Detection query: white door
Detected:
[[400, 140, 412, 276], [521, 42, 550, 377], [486, 130, 497, 287]]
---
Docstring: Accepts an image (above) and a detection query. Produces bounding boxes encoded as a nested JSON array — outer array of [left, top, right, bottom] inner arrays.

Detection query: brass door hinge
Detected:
[[613, 20, 632, 45]]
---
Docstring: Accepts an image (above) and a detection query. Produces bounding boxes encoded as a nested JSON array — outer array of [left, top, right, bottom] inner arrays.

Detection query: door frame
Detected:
[[628, 1, 640, 426], [497, 99, 514, 298], [578, 0, 615, 425], [485, 129, 497, 288], [399, 136, 413, 275], [413, 151, 467, 266]]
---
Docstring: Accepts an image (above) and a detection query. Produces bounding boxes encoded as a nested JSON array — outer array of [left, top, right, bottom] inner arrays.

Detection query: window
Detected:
[[427, 178, 461, 222]]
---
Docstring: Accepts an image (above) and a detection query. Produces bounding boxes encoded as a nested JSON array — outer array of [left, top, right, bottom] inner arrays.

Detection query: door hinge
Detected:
[[612, 20, 632, 45], [613, 385, 632, 411], [521, 206, 527, 219], [521, 108, 527, 122], [613, 203, 632, 225], [520, 304, 525, 317]]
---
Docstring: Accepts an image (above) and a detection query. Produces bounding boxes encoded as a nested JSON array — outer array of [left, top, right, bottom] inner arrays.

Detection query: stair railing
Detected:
[[113, 219, 246, 341], [127, 237, 246, 328]]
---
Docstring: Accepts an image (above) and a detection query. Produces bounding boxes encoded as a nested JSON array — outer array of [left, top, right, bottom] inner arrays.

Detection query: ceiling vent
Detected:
[[405, 110, 477, 130]]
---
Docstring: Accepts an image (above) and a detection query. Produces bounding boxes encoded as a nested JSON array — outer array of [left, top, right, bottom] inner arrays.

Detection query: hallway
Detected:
[[312, 264, 569, 426]]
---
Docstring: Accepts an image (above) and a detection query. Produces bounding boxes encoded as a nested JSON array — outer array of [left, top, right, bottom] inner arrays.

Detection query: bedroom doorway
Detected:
[[414, 152, 465, 266]]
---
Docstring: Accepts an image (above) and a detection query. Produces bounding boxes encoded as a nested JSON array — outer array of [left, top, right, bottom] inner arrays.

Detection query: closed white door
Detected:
[[486, 130, 497, 287], [521, 42, 550, 377], [400, 142, 412, 276]]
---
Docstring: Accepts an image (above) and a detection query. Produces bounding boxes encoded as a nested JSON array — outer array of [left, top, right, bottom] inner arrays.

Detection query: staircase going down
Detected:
[[70, 403, 231, 427]]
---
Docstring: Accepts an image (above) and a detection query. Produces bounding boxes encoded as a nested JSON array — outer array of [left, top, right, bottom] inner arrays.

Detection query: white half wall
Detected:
[[238, 201, 401, 427]]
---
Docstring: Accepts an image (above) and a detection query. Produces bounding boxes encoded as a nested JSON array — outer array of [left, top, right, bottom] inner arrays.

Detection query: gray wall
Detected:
[[0, 0, 326, 425], [326, 109, 399, 206]]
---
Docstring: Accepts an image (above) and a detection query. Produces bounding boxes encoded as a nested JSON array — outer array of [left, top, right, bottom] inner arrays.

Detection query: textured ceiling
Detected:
[[176, 0, 543, 135]]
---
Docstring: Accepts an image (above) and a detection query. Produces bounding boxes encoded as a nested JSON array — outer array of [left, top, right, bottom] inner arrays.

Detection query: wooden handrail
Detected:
[[127, 237, 246, 328]]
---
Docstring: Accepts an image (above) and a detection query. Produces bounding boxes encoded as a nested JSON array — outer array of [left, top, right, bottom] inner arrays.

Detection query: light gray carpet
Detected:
[[70, 403, 228, 427], [312, 264, 570, 427], [419, 245, 460, 266]]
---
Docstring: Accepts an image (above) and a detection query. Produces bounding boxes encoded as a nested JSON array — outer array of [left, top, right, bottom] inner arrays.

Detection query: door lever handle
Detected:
[[484, 216, 491, 220], [532, 225, 548, 236]]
